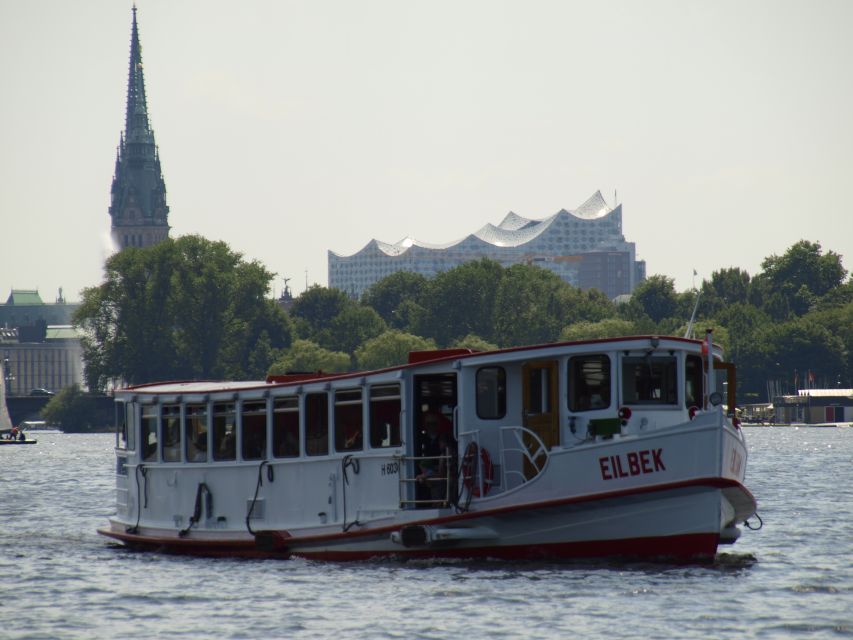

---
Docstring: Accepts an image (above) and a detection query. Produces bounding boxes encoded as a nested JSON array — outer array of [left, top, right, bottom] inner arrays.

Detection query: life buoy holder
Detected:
[[461, 442, 494, 497]]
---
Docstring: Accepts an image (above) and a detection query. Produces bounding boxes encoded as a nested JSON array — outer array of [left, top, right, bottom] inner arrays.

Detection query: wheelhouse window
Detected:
[[116, 401, 135, 450], [305, 393, 329, 456], [568, 355, 611, 412], [241, 401, 267, 460], [212, 402, 236, 461], [161, 405, 181, 462], [685, 355, 704, 408], [141, 405, 158, 462], [476, 367, 506, 419], [622, 356, 678, 405], [185, 404, 208, 463], [335, 389, 363, 452], [272, 397, 300, 458], [369, 384, 401, 448]]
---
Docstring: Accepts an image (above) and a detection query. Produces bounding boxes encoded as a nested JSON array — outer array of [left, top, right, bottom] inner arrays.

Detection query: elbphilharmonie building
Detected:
[[328, 191, 645, 300]]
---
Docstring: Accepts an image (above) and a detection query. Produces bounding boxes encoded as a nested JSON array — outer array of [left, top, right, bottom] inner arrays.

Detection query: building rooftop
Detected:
[[5, 290, 45, 306]]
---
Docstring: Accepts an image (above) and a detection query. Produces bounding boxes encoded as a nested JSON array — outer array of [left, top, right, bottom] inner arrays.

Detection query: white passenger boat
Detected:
[[98, 331, 757, 561]]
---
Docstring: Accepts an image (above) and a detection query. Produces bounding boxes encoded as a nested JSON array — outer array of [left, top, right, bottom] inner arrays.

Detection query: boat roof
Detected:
[[117, 335, 716, 398]]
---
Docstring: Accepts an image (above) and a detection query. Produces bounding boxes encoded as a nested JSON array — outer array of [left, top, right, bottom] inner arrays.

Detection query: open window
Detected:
[[212, 402, 236, 461], [568, 355, 611, 412], [335, 389, 363, 452], [622, 356, 678, 405], [161, 404, 181, 462], [241, 401, 267, 460], [185, 404, 208, 462], [272, 397, 300, 457], [305, 393, 329, 456], [141, 405, 158, 462], [369, 384, 401, 448]]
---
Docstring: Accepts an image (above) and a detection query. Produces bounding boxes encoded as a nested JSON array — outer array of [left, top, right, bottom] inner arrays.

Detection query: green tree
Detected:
[[355, 330, 436, 370], [289, 286, 354, 341], [413, 259, 505, 346], [74, 236, 292, 390], [268, 339, 351, 374], [317, 305, 387, 357], [493, 265, 610, 347], [41, 384, 111, 432], [620, 275, 679, 325], [451, 334, 499, 352], [756, 240, 847, 317], [560, 318, 638, 341], [361, 271, 429, 328]]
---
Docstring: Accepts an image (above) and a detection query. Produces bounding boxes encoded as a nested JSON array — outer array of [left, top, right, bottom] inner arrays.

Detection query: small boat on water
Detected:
[[98, 331, 757, 561], [0, 430, 37, 445]]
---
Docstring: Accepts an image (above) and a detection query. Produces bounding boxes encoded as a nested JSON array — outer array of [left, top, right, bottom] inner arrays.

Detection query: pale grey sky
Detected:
[[2, 0, 851, 303]]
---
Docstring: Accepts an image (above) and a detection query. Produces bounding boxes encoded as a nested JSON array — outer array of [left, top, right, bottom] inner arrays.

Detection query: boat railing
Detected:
[[499, 426, 548, 490], [397, 452, 456, 509]]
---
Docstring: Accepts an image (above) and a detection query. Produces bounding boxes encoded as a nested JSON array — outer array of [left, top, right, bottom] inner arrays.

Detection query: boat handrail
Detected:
[[499, 425, 548, 490], [398, 452, 455, 508]]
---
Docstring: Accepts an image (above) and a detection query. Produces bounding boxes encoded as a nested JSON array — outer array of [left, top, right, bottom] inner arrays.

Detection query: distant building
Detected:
[[773, 389, 853, 424], [0, 290, 84, 395], [109, 6, 170, 251], [329, 191, 645, 300]]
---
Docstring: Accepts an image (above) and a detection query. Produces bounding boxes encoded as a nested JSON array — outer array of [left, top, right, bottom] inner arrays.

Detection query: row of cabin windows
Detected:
[[475, 354, 705, 419], [118, 384, 402, 461]]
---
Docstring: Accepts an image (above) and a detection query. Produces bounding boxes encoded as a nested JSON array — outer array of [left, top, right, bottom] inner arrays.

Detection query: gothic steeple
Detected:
[[109, 5, 170, 250]]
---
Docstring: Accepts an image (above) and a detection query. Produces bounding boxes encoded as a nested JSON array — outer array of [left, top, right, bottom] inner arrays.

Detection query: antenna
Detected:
[[685, 287, 702, 339]]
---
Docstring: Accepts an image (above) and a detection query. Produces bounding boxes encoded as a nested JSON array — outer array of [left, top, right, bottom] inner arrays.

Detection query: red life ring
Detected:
[[461, 442, 494, 497]]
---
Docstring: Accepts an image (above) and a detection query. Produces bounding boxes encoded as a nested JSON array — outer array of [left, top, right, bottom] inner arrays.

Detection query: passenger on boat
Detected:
[[417, 412, 456, 503], [18, 430, 25, 441]]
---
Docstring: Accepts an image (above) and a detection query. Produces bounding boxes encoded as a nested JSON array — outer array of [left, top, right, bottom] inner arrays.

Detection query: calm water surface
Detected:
[[1, 428, 851, 639]]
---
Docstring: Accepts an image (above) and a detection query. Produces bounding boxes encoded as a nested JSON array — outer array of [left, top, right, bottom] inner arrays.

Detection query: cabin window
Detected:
[[126, 404, 136, 451], [212, 402, 236, 461], [305, 393, 329, 456], [161, 404, 181, 462], [369, 384, 401, 448], [335, 389, 363, 452], [141, 405, 158, 462], [622, 356, 678, 405], [476, 367, 506, 419], [185, 404, 208, 463], [685, 355, 704, 407], [272, 397, 300, 457], [116, 402, 132, 450], [568, 355, 611, 412], [241, 401, 267, 460]]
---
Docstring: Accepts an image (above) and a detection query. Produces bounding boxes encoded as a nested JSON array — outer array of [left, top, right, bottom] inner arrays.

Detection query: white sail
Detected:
[[0, 359, 13, 430]]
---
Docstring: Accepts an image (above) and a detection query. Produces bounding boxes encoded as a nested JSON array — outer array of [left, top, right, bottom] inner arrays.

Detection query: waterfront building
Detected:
[[109, 7, 170, 251], [329, 191, 645, 300], [0, 290, 83, 395]]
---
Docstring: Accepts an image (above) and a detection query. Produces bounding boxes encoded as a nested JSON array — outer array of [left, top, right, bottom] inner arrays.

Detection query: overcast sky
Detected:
[[2, 0, 851, 304]]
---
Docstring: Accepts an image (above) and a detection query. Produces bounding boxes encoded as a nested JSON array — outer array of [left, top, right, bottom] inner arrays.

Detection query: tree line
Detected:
[[73, 235, 852, 405]]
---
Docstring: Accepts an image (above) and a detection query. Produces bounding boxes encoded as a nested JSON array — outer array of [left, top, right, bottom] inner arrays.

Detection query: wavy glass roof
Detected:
[[331, 191, 617, 259]]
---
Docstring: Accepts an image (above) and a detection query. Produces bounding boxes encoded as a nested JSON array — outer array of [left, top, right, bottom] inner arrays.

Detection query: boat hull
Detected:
[[99, 478, 751, 562]]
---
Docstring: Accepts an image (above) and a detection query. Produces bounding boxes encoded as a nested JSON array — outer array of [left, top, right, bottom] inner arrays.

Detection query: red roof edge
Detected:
[[407, 348, 476, 364]]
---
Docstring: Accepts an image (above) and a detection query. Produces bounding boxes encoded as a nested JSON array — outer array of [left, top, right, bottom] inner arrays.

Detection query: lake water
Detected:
[[1, 427, 851, 639]]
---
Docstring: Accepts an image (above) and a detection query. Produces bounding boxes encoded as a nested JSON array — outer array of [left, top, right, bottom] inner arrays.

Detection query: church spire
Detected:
[[109, 5, 170, 251]]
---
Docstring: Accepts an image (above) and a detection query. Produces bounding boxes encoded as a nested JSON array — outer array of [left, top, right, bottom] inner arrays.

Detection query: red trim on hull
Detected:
[[295, 533, 721, 563], [98, 526, 719, 563]]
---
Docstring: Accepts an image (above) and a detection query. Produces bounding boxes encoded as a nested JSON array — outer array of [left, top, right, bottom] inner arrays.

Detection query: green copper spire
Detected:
[[109, 5, 170, 250]]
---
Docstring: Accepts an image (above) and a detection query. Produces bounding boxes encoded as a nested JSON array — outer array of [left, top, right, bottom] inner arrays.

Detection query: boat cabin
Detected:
[[114, 336, 733, 515]]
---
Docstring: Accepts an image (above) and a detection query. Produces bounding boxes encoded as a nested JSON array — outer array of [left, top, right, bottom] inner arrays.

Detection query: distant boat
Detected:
[[99, 332, 758, 562]]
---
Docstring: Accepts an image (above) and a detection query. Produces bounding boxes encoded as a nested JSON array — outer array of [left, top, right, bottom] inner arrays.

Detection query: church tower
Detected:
[[109, 6, 170, 250]]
